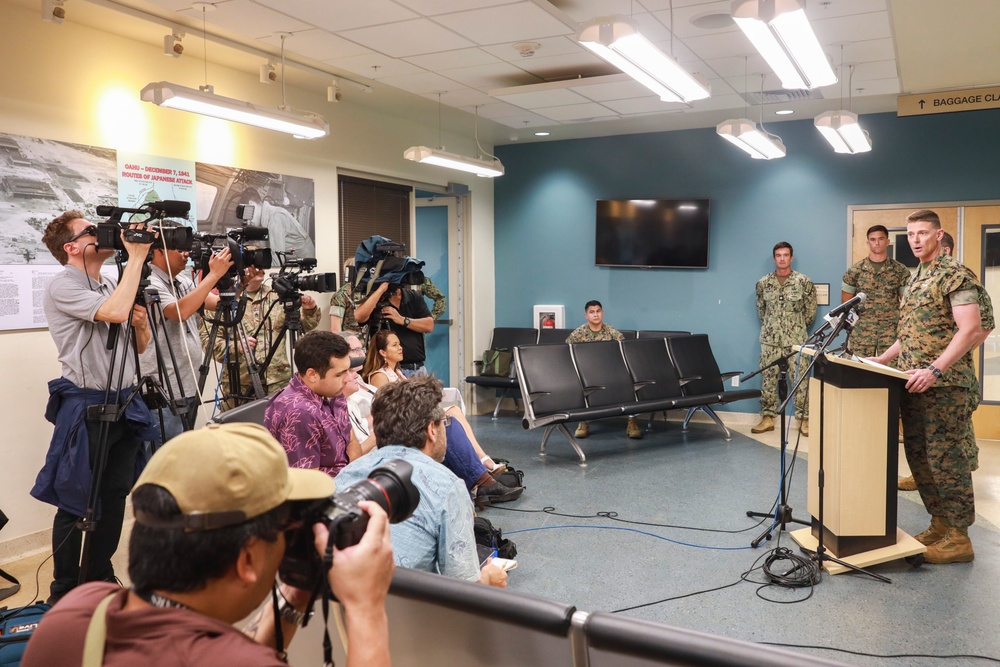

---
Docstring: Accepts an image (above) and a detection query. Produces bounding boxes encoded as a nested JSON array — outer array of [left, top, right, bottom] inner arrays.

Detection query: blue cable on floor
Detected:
[[504, 524, 755, 551]]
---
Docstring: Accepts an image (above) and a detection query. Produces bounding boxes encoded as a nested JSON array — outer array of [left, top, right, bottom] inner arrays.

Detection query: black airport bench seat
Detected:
[[513, 334, 760, 463]]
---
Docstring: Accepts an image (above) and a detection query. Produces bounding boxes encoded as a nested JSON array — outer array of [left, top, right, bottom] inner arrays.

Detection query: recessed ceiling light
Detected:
[[534, 131, 550, 136], [775, 109, 794, 115]]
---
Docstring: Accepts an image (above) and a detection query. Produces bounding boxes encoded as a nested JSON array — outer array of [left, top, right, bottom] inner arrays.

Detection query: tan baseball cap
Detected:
[[133, 422, 335, 531]]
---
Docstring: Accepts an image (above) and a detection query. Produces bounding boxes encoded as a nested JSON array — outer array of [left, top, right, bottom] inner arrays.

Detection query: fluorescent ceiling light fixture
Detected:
[[731, 0, 836, 90], [577, 16, 710, 103], [814, 110, 871, 154], [534, 131, 550, 136], [140, 81, 329, 139], [775, 109, 794, 115], [716, 118, 786, 159], [403, 146, 504, 178]]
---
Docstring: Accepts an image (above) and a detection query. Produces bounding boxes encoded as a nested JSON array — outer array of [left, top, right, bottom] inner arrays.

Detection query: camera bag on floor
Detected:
[[0, 602, 51, 667], [474, 516, 517, 565], [491, 459, 525, 489]]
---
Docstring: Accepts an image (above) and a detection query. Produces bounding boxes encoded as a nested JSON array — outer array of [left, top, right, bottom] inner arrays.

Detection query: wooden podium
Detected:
[[789, 352, 926, 573]]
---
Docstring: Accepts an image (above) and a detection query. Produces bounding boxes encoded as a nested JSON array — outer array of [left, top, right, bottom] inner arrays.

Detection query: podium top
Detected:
[[793, 345, 910, 381]]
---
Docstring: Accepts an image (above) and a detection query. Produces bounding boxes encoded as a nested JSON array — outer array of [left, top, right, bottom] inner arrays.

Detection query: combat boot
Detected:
[[751, 416, 774, 434], [914, 516, 948, 546], [924, 526, 974, 564], [898, 475, 917, 491], [575, 422, 590, 439], [626, 417, 643, 439], [799, 418, 809, 437]]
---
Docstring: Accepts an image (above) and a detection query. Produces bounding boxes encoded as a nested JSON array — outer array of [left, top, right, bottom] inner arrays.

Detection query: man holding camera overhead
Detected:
[[22, 422, 393, 667], [355, 281, 434, 376], [33, 211, 157, 605], [139, 220, 233, 443]]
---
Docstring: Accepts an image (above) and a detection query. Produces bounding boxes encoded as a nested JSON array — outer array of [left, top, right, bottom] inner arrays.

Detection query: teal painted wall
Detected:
[[493, 110, 1000, 408]]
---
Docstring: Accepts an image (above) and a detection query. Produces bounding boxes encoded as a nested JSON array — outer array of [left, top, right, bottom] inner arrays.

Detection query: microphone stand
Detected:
[[742, 349, 811, 547], [782, 309, 890, 583]]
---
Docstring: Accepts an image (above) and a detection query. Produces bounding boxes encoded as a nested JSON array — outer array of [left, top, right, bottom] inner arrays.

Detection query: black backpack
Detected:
[[474, 517, 517, 565]]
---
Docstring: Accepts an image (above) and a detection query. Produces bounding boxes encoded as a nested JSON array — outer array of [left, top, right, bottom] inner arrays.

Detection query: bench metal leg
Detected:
[[492, 389, 508, 419], [683, 406, 732, 441], [555, 423, 587, 465]]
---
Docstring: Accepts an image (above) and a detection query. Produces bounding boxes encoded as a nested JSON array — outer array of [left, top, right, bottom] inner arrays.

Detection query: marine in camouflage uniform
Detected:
[[962, 280, 995, 470], [755, 245, 817, 423], [874, 211, 985, 563], [409, 277, 447, 322], [206, 276, 321, 410], [566, 321, 624, 343], [565, 301, 636, 439], [841, 255, 910, 358], [895, 253, 981, 530], [329, 281, 360, 332]]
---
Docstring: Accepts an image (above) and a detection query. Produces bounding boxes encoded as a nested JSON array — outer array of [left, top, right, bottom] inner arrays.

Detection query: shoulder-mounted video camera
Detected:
[[352, 235, 425, 296], [279, 459, 419, 591], [94, 200, 194, 252]]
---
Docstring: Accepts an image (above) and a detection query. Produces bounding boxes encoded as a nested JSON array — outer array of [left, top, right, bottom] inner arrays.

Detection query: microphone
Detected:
[[828, 292, 866, 318]]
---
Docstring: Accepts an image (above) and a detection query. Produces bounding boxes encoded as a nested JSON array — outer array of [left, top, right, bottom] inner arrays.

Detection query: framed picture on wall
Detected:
[[533, 304, 564, 330]]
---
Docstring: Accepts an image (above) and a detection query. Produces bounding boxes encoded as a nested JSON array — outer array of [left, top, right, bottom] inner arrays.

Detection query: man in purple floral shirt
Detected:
[[264, 331, 360, 477]]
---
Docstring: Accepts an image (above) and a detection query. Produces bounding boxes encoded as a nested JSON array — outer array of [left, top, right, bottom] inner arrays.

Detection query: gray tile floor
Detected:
[[470, 414, 1000, 667]]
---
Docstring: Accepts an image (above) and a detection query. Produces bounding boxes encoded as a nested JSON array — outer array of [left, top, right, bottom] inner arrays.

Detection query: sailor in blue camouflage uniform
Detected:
[[873, 210, 984, 564], [752, 242, 817, 436]]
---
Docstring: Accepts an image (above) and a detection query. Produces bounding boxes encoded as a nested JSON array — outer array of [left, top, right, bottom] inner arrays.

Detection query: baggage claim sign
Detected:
[[898, 86, 1000, 117]]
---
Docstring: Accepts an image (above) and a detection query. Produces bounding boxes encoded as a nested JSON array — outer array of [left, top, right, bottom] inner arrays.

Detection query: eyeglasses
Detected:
[[67, 226, 97, 243], [438, 415, 452, 427], [350, 347, 365, 355]]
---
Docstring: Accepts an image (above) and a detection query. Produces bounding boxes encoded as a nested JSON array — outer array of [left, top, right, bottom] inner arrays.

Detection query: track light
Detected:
[[140, 81, 329, 139], [41, 0, 65, 24], [731, 0, 836, 90], [814, 110, 871, 153], [259, 61, 277, 84], [577, 16, 710, 103], [716, 118, 786, 159], [403, 146, 504, 178], [327, 80, 342, 103], [164, 31, 184, 58]]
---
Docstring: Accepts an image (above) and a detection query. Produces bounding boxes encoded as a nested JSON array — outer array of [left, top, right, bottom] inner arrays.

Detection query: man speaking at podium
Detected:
[[872, 210, 984, 564]]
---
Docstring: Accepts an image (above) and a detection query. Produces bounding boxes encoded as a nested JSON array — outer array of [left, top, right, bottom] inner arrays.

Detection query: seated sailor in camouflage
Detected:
[[841, 225, 910, 358], [872, 210, 984, 564], [566, 300, 641, 440], [752, 242, 817, 436]]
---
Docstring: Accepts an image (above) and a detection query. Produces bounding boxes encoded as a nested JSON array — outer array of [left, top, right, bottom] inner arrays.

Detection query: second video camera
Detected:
[[94, 200, 194, 253]]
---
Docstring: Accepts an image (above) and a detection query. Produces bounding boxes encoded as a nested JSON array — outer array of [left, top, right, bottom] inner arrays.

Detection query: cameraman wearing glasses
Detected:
[[34, 210, 157, 604], [23, 423, 393, 667]]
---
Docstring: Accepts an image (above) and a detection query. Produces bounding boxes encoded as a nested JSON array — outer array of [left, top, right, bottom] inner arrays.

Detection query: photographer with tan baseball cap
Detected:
[[23, 422, 393, 667]]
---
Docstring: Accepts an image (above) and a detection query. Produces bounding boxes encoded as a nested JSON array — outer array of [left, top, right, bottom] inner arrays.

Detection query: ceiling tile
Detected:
[[395, 0, 522, 15], [179, 0, 311, 39], [434, 2, 575, 46], [491, 87, 593, 109], [481, 36, 582, 62], [438, 61, 541, 89], [570, 77, 655, 101], [602, 96, 688, 115], [533, 102, 620, 121], [812, 11, 893, 45], [259, 29, 372, 62], [378, 70, 464, 95], [511, 51, 610, 78], [252, 0, 419, 31], [338, 18, 475, 58], [432, 89, 499, 107], [404, 48, 502, 72], [325, 52, 424, 79]]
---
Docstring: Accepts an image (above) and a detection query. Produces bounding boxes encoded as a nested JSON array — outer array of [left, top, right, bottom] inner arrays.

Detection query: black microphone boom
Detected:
[[827, 292, 866, 318]]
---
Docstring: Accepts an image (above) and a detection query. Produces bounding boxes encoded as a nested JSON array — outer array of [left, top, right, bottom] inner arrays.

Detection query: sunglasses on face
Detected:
[[68, 226, 98, 243]]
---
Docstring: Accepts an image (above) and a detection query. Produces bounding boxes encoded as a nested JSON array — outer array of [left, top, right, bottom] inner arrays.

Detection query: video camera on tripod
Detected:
[[94, 200, 194, 254], [190, 226, 272, 284], [272, 255, 338, 297]]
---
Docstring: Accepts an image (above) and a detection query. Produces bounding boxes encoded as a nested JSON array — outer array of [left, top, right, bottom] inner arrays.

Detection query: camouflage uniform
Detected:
[[898, 254, 981, 529], [756, 270, 817, 419], [329, 282, 360, 332], [841, 257, 910, 357], [963, 282, 995, 470], [206, 284, 321, 410], [566, 322, 624, 343], [409, 277, 447, 321]]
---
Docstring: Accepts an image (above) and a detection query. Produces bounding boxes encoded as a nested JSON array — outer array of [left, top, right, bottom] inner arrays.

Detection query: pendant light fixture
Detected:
[[717, 64, 785, 159], [404, 98, 504, 178], [814, 52, 871, 154]]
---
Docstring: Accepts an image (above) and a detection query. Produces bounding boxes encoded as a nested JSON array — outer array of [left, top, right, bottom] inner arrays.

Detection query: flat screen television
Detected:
[[595, 198, 710, 269]]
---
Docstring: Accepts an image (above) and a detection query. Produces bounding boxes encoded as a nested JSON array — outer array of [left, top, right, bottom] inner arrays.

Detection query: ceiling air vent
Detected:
[[742, 88, 827, 106]]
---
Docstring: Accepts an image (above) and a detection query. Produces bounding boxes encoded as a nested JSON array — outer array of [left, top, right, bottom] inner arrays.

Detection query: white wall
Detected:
[[0, 1, 496, 549]]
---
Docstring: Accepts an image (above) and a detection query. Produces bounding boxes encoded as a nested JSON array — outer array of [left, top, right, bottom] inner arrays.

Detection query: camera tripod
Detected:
[[197, 277, 267, 408]]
